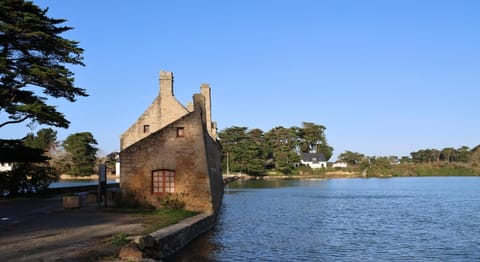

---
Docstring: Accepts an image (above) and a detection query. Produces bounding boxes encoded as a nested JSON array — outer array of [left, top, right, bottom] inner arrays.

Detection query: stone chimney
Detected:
[[159, 71, 174, 97], [200, 84, 212, 137], [193, 93, 206, 125], [186, 101, 194, 112]]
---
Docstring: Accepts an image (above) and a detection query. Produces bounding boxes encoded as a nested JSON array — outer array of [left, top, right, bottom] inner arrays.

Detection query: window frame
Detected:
[[152, 169, 175, 195], [143, 125, 150, 133], [176, 127, 185, 137]]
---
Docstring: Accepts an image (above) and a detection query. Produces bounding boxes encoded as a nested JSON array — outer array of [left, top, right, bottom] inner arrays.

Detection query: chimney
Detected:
[[200, 84, 212, 136], [193, 93, 206, 124], [159, 71, 174, 97]]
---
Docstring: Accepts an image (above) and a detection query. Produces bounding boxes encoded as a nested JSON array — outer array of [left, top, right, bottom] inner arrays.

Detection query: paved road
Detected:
[[0, 196, 63, 230], [0, 196, 145, 261]]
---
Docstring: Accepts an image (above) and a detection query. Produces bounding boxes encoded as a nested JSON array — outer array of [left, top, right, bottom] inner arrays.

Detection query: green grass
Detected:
[[142, 208, 198, 233], [107, 233, 129, 246], [107, 207, 198, 234]]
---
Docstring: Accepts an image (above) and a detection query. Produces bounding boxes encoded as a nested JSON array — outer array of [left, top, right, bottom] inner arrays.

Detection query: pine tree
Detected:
[[0, 0, 86, 129]]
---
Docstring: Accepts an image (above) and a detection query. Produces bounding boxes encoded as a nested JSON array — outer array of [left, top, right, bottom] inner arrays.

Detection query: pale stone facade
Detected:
[[120, 71, 223, 214], [120, 71, 217, 150]]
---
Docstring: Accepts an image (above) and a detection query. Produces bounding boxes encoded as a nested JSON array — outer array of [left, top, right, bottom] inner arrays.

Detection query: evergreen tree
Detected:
[[264, 126, 300, 174], [0, 0, 86, 130], [23, 128, 57, 152], [297, 122, 333, 160], [62, 132, 98, 176]]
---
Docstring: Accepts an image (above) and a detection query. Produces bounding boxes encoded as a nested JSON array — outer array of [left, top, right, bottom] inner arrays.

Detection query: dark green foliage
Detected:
[[62, 132, 98, 176], [297, 122, 333, 160], [23, 128, 57, 150], [0, 128, 60, 196], [0, 0, 86, 129], [0, 138, 47, 162], [410, 146, 474, 164], [338, 150, 366, 165], [264, 126, 300, 174], [219, 122, 332, 175], [1, 162, 57, 196], [219, 126, 266, 175]]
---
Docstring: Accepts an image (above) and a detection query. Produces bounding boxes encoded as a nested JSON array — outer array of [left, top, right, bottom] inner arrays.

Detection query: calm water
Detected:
[[49, 179, 119, 188], [172, 177, 480, 261]]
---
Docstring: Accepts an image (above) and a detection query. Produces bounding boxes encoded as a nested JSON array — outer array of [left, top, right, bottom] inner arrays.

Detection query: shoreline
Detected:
[[59, 174, 119, 180], [226, 172, 480, 180]]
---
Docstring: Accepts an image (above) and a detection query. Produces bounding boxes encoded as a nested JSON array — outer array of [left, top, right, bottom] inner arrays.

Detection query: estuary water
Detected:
[[172, 177, 480, 261], [49, 179, 119, 188]]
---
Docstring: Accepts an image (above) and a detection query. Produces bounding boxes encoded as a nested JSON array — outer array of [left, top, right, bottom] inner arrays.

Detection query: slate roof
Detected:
[[300, 152, 326, 163]]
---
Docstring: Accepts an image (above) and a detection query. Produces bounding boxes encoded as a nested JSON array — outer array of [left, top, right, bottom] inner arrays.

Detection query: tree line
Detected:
[[336, 146, 480, 177], [219, 122, 333, 175], [0, 128, 99, 196], [338, 146, 480, 166]]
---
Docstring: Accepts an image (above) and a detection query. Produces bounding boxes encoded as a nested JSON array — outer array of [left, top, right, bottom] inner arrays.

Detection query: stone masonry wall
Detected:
[[120, 113, 212, 212], [120, 71, 223, 214], [120, 71, 189, 150]]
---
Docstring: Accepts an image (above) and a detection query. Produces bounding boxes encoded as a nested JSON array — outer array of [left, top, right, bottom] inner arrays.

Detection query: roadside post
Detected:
[[98, 164, 107, 207]]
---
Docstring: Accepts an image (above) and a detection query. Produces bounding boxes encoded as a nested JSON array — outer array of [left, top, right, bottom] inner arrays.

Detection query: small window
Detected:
[[177, 127, 184, 137], [143, 125, 150, 133], [152, 170, 175, 194]]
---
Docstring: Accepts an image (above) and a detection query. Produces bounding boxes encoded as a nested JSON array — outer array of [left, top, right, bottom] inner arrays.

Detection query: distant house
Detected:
[[119, 71, 223, 214], [332, 162, 348, 168], [300, 152, 327, 169]]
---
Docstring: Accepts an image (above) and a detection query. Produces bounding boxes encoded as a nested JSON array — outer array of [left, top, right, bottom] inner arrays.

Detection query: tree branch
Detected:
[[0, 115, 31, 128]]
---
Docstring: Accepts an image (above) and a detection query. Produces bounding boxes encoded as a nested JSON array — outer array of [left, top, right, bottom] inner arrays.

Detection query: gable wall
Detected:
[[120, 110, 217, 213], [120, 71, 189, 150]]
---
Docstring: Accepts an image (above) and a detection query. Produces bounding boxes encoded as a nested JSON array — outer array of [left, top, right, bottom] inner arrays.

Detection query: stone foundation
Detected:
[[126, 213, 216, 260]]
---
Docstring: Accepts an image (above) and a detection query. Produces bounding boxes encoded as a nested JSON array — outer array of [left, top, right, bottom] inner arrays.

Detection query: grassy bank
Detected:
[[107, 208, 198, 234], [364, 163, 479, 177], [255, 163, 480, 179]]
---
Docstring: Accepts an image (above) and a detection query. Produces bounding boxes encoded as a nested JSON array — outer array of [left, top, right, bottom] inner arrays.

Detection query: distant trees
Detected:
[[23, 128, 58, 155], [410, 146, 474, 164], [219, 122, 333, 175], [296, 122, 333, 160], [219, 126, 265, 175], [62, 132, 98, 176], [264, 126, 300, 174], [0, 128, 58, 196], [336, 144, 480, 177], [337, 151, 366, 165]]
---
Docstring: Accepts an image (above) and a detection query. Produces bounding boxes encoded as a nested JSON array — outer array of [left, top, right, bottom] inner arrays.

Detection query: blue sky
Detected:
[[1, 0, 479, 160]]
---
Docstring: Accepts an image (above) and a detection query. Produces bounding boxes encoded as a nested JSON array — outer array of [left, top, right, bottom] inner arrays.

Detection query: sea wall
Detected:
[[121, 213, 216, 260]]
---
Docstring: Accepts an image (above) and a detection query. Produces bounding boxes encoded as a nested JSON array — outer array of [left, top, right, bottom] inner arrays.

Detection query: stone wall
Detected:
[[120, 93, 223, 214], [120, 213, 216, 260], [120, 71, 189, 150], [150, 213, 215, 259]]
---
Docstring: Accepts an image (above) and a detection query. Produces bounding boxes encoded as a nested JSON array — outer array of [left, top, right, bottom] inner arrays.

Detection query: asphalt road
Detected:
[[0, 196, 63, 230], [0, 196, 145, 261]]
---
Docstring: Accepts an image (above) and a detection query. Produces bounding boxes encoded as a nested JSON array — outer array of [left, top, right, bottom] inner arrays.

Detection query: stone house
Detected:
[[119, 71, 223, 214], [300, 152, 327, 169]]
